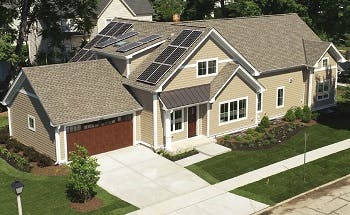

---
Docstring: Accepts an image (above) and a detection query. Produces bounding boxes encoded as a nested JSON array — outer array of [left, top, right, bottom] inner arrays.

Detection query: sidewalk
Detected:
[[128, 138, 350, 215]]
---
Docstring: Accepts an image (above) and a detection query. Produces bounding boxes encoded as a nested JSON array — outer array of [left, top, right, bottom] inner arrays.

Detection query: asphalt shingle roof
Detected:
[[121, 0, 153, 16], [303, 40, 331, 66], [23, 59, 142, 126]]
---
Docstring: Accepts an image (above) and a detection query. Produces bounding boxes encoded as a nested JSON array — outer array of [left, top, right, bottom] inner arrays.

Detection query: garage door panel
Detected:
[[67, 118, 133, 156]]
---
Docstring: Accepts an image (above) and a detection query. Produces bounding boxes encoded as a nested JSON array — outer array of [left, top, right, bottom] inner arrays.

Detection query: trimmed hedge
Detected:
[[0, 147, 32, 172]]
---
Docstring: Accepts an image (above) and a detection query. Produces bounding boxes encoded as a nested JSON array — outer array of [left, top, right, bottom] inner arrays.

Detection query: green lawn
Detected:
[[0, 114, 8, 128], [187, 116, 350, 184], [232, 148, 350, 205], [0, 159, 137, 215]]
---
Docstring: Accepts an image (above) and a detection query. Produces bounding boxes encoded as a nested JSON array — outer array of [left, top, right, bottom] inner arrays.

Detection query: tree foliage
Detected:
[[153, 0, 186, 21], [225, 0, 262, 18], [67, 145, 100, 203]]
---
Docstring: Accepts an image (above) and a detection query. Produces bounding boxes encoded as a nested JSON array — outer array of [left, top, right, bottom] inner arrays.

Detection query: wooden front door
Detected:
[[188, 106, 197, 138]]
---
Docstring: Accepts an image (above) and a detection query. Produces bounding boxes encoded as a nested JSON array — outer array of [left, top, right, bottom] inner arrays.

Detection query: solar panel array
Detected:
[[70, 49, 97, 62], [137, 29, 203, 85], [117, 34, 161, 53]]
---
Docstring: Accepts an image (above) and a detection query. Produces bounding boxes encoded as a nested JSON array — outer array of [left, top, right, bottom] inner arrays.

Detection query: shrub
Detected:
[[302, 105, 312, 123], [294, 107, 303, 120], [158, 149, 198, 161], [255, 125, 265, 133], [223, 135, 231, 141], [284, 109, 296, 122], [259, 115, 271, 128], [0, 147, 32, 172], [6, 139, 26, 153], [312, 112, 320, 121], [67, 145, 100, 203], [0, 126, 9, 144], [37, 154, 54, 167]]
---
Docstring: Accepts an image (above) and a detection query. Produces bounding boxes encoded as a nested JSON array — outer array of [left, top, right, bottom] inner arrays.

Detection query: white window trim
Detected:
[[316, 80, 330, 101], [170, 108, 184, 134], [276, 86, 285, 108], [28, 115, 36, 131], [196, 58, 219, 78], [257, 93, 263, 113], [321, 57, 330, 69], [219, 96, 248, 126]]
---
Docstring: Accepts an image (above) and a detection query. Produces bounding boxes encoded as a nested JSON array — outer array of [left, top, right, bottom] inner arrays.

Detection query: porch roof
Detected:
[[159, 84, 210, 109]]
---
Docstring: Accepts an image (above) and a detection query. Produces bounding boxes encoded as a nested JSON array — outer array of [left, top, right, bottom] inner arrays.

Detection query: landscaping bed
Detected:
[[231, 148, 350, 205], [157, 149, 199, 161]]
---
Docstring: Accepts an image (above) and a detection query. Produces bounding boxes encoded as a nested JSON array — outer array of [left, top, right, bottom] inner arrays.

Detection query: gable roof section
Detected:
[[4, 60, 142, 126], [97, 0, 113, 17], [303, 40, 331, 66], [121, 0, 153, 16]]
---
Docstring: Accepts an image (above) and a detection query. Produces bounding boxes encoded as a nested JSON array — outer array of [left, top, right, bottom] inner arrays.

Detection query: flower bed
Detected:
[[157, 149, 199, 161], [218, 122, 304, 150], [0, 147, 32, 172]]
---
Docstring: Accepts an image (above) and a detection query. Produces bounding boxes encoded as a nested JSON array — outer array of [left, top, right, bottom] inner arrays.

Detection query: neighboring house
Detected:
[[27, 0, 153, 63], [2, 14, 346, 164]]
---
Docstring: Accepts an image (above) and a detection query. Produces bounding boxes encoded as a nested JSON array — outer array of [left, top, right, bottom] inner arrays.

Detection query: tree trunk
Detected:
[[220, 0, 227, 17]]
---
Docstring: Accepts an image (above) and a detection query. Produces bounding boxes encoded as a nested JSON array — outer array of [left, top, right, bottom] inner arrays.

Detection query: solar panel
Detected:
[[163, 47, 187, 65], [113, 23, 133, 37], [180, 30, 202, 47], [146, 65, 172, 84], [118, 31, 138, 40], [70, 49, 88, 62], [154, 46, 177, 63], [138, 34, 161, 44], [94, 37, 119, 49], [79, 50, 94, 61], [85, 35, 103, 49], [97, 36, 110, 45], [117, 42, 143, 52], [106, 22, 123, 36], [170, 30, 192, 46], [137, 63, 161, 81], [99, 22, 117, 35]]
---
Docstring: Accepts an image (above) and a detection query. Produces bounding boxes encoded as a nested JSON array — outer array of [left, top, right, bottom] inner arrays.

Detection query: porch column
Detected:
[[164, 110, 172, 150], [307, 69, 314, 107]]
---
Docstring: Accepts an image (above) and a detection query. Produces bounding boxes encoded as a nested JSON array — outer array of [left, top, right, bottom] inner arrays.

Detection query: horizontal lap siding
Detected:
[[157, 101, 164, 147], [201, 104, 208, 136], [11, 91, 56, 159], [165, 38, 233, 91], [210, 74, 256, 136], [312, 52, 337, 109], [257, 69, 306, 119]]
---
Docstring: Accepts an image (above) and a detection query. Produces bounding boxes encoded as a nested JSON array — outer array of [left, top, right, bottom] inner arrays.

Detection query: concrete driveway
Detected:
[[95, 145, 209, 208]]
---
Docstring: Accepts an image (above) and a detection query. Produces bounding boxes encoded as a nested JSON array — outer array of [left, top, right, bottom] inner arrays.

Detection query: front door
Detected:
[[188, 106, 197, 138]]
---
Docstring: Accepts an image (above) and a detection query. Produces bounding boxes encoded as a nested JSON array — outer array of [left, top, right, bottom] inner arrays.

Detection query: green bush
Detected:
[[67, 145, 100, 203], [312, 112, 320, 121], [302, 105, 312, 123], [259, 115, 271, 128], [23, 147, 40, 162], [255, 125, 265, 133], [223, 135, 231, 141], [158, 149, 199, 161], [37, 154, 54, 167], [6, 138, 26, 153], [0, 147, 32, 172], [284, 109, 296, 122], [294, 107, 303, 120], [0, 126, 9, 144]]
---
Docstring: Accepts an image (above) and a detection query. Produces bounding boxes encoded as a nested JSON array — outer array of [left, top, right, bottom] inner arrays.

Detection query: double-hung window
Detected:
[[322, 58, 329, 68], [171, 109, 183, 132], [220, 98, 247, 124], [317, 80, 330, 101], [28, 115, 36, 131], [197, 59, 217, 77], [257, 93, 262, 112], [276, 87, 284, 108]]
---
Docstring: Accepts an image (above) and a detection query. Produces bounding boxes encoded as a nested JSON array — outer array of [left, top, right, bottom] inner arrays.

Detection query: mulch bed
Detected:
[[31, 164, 70, 176], [70, 197, 103, 212]]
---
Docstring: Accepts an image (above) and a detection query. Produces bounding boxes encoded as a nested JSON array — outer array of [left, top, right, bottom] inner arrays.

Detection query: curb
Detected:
[[253, 174, 350, 215]]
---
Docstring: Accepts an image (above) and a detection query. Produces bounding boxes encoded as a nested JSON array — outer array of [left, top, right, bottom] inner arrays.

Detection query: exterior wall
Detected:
[[210, 74, 257, 136], [130, 87, 154, 145], [10, 90, 56, 159], [257, 69, 307, 119], [96, 0, 152, 33], [201, 104, 208, 136], [311, 52, 337, 109], [165, 38, 235, 91]]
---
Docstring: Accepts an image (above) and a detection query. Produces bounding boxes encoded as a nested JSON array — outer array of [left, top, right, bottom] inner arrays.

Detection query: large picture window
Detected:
[[171, 109, 183, 132], [197, 59, 217, 77], [276, 87, 284, 108], [317, 80, 330, 101], [220, 98, 247, 124]]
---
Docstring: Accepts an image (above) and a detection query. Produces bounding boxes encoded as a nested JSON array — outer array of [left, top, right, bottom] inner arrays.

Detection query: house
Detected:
[[2, 14, 346, 164], [27, 0, 153, 63]]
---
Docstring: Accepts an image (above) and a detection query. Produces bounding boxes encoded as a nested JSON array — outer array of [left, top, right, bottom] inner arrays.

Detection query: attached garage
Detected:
[[67, 115, 133, 156]]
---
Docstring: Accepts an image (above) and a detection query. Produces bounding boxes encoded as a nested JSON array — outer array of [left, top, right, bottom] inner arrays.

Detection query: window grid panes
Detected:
[[317, 80, 330, 100], [198, 61, 207, 76], [208, 60, 216, 74], [277, 88, 284, 107], [171, 109, 182, 132], [220, 98, 247, 123], [322, 58, 328, 68], [257, 93, 262, 111], [28, 116, 35, 131], [198, 60, 217, 76]]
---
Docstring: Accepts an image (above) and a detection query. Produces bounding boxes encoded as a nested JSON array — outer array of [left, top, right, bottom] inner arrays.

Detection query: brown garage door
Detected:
[[67, 115, 133, 156]]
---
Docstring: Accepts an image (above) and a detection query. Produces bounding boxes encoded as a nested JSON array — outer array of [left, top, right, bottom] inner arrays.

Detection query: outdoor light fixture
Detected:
[[11, 180, 24, 215]]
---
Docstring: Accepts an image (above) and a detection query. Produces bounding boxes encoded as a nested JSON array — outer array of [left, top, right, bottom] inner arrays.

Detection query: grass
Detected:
[[0, 114, 8, 128], [187, 116, 350, 184], [0, 159, 138, 215], [231, 148, 350, 205]]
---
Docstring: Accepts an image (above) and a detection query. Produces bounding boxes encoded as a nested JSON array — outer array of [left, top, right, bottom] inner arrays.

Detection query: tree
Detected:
[[67, 145, 100, 203], [225, 0, 262, 18], [0, 34, 19, 65], [182, 0, 215, 20], [153, 0, 185, 21]]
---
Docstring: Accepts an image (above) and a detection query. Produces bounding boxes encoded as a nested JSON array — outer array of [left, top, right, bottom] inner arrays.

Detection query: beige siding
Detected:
[[10, 91, 56, 159], [59, 127, 66, 161], [257, 69, 306, 119], [210, 74, 256, 136], [200, 104, 207, 136], [136, 111, 142, 141], [165, 38, 234, 91], [130, 87, 154, 145], [130, 48, 157, 75]]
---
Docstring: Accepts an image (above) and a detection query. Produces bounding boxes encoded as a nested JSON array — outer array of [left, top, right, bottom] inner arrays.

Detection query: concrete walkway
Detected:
[[129, 139, 350, 214]]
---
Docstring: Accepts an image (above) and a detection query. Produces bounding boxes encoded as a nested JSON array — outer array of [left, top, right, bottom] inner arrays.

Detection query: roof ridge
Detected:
[[23, 59, 108, 71]]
